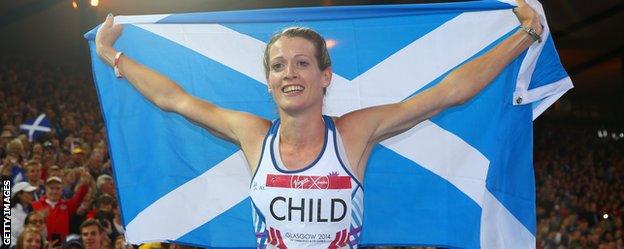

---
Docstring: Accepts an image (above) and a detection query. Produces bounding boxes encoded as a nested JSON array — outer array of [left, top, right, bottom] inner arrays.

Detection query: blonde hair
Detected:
[[6, 138, 23, 155], [262, 27, 331, 80], [15, 227, 44, 249], [24, 160, 42, 171]]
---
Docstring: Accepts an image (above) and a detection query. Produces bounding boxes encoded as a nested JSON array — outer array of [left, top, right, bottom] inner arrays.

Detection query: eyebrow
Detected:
[[270, 54, 312, 61]]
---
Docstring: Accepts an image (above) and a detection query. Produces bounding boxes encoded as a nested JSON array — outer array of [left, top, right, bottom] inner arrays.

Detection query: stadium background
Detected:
[[0, 0, 622, 248]]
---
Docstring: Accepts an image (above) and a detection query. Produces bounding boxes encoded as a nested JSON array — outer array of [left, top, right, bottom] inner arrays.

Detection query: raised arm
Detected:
[[344, 0, 541, 142], [95, 14, 269, 143], [95, 14, 269, 169], [337, 0, 542, 174]]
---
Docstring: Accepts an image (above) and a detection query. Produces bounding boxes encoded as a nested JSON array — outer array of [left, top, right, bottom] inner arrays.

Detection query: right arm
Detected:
[[95, 14, 264, 144], [95, 14, 269, 168]]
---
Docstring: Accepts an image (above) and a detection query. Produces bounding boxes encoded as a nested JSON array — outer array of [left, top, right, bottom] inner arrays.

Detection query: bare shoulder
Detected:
[[229, 112, 272, 172], [334, 108, 383, 143], [229, 111, 272, 145], [333, 112, 380, 178]]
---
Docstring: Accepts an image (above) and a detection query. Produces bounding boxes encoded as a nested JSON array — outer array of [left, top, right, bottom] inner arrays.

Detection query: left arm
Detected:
[[66, 169, 91, 214], [376, 21, 540, 141], [337, 0, 542, 174], [348, 0, 541, 142]]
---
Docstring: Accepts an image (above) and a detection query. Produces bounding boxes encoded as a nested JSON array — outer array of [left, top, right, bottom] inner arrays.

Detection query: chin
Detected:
[[277, 100, 305, 111]]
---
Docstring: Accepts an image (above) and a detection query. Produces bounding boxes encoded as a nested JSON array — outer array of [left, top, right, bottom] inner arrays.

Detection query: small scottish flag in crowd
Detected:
[[86, 0, 572, 248], [20, 113, 52, 142]]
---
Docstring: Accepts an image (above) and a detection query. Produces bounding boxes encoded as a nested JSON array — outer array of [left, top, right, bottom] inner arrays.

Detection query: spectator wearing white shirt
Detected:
[[10, 181, 38, 246]]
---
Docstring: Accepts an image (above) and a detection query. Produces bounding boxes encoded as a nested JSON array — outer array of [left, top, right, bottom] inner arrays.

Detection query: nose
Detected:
[[283, 62, 298, 80]]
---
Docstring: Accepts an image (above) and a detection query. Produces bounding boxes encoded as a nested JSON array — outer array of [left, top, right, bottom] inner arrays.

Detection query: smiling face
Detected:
[[26, 213, 45, 231], [45, 182, 62, 202], [18, 190, 34, 206], [22, 231, 42, 249], [267, 36, 332, 115], [81, 224, 102, 249]]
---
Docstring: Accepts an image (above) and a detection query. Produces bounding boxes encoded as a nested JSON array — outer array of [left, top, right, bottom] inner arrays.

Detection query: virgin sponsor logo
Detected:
[[292, 175, 328, 189], [266, 174, 351, 189]]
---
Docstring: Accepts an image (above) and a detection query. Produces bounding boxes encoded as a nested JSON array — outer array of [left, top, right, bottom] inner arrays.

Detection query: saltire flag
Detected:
[[84, 0, 572, 248], [20, 113, 52, 142]]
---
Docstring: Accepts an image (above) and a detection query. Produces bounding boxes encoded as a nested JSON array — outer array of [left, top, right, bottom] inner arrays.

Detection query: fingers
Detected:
[[513, 0, 528, 15], [112, 21, 123, 33], [78, 169, 87, 181], [514, 1, 542, 36], [101, 13, 123, 36], [104, 13, 114, 27], [49, 239, 60, 249], [96, 13, 122, 60]]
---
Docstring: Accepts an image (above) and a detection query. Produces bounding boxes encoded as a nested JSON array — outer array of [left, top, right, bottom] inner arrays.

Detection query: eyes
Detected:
[[270, 63, 284, 72], [270, 59, 311, 73], [297, 60, 310, 68]]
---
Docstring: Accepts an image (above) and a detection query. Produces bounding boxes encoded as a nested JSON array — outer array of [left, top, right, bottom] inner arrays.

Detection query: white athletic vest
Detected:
[[250, 116, 364, 249]]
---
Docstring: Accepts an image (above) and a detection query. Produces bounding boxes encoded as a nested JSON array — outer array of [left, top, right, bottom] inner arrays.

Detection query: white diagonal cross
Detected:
[[125, 9, 534, 248], [20, 114, 51, 142]]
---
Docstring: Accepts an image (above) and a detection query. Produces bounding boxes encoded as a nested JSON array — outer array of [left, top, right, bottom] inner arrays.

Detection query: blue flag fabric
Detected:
[[20, 113, 52, 142], [85, 1, 572, 248]]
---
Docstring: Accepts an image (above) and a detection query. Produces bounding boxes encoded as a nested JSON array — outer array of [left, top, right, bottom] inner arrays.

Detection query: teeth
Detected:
[[282, 85, 304, 93]]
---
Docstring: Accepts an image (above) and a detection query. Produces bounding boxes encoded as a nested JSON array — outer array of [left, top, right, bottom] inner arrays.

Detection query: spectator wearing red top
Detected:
[[32, 168, 91, 241]]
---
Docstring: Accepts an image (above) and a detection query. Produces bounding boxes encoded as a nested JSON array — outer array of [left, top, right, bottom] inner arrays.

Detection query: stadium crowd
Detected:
[[1, 57, 622, 249], [534, 126, 624, 249]]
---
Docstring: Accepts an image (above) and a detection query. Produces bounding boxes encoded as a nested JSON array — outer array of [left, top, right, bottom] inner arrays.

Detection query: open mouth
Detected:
[[281, 85, 305, 94]]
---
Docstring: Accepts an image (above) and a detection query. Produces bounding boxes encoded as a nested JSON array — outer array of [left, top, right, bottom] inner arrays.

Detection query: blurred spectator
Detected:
[[15, 227, 46, 249], [0, 130, 13, 157], [1, 56, 622, 249], [80, 219, 106, 249], [96, 175, 115, 198], [534, 126, 624, 249], [25, 211, 49, 240], [24, 160, 46, 200], [4, 138, 26, 182], [48, 165, 62, 178], [32, 172, 91, 242], [11, 182, 39, 245], [62, 234, 84, 249], [113, 235, 132, 249], [86, 194, 120, 242]]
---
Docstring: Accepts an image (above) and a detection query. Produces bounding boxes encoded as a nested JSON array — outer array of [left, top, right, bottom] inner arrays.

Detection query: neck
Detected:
[[279, 114, 325, 147], [45, 198, 59, 206]]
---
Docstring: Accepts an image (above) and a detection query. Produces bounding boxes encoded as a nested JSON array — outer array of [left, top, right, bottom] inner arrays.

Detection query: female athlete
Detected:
[[95, 1, 542, 247]]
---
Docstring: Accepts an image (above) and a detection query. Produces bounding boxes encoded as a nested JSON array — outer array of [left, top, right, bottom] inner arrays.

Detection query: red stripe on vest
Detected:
[[269, 227, 277, 246], [329, 229, 345, 249], [275, 229, 287, 249], [266, 174, 351, 189], [340, 228, 349, 247]]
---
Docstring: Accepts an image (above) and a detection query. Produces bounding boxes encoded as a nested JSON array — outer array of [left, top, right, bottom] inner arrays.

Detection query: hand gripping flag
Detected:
[[85, 0, 572, 248]]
